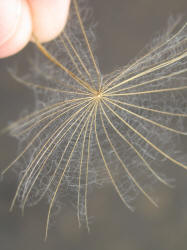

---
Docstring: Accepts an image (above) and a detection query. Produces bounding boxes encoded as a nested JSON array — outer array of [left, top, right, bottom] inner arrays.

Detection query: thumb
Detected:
[[0, 0, 32, 58]]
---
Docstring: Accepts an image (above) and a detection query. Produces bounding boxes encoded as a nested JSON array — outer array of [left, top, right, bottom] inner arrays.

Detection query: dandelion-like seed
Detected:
[[1, 0, 187, 239]]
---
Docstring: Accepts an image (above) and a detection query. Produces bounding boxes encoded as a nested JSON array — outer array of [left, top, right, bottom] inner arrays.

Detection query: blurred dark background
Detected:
[[0, 0, 187, 249]]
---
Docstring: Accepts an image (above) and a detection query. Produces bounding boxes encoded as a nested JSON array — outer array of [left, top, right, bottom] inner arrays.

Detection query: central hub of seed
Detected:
[[94, 91, 103, 101], [92, 88, 103, 102]]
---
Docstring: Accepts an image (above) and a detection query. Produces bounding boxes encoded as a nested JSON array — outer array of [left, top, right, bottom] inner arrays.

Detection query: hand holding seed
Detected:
[[0, 0, 70, 58]]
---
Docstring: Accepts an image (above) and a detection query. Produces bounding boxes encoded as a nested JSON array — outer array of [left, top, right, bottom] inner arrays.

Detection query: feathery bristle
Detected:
[[1, 0, 187, 238]]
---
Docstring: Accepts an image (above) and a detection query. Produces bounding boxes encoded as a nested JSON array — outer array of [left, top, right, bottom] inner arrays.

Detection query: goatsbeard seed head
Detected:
[[1, 0, 187, 239]]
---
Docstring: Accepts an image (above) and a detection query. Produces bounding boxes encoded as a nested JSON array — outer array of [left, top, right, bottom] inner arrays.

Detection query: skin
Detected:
[[0, 0, 71, 58]]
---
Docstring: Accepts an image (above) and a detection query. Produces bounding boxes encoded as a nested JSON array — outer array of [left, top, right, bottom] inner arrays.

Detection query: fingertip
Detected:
[[28, 0, 71, 43], [0, 0, 32, 59]]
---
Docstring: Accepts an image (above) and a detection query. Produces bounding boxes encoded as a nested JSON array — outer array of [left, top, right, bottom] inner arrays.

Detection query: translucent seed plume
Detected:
[[1, 0, 187, 239]]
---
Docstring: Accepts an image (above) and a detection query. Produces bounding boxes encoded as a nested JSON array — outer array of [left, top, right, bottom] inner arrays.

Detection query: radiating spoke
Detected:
[[77, 104, 95, 230], [94, 103, 134, 211], [60, 36, 83, 78], [103, 100, 187, 170], [104, 68, 187, 95], [9, 101, 92, 212], [1, 97, 91, 135], [103, 23, 187, 91], [105, 98, 187, 135], [73, 0, 101, 90], [21, 103, 94, 213], [100, 105, 158, 206], [28, 57, 90, 94], [33, 34, 97, 94], [77, 110, 90, 228], [105, 86, 187, 97], [9, 70, 91, 96], [63, 32, 93, 81], [84, 112, 94, 231], [104, 51, 187, 93], [45, 103, 94, 240], [1, 99, 91, 176], [15, 99, 91, 137], [104, 97, 187, 117], [100, 102, 171, 187]]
